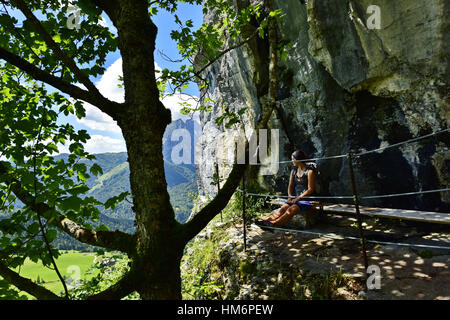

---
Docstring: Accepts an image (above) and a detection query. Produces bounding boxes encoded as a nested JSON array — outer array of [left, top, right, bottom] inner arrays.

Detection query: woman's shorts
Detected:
[[285, 200, 312, 213]]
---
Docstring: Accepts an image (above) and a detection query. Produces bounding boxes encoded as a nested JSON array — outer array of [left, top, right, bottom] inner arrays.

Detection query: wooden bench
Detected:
[[266, 198, 450, 225], [324, 203, 450, 225], [266, 198, 323, 213]]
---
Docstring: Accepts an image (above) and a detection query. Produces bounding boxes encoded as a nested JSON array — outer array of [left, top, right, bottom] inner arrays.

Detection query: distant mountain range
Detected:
[[87, 118, 199, 224]]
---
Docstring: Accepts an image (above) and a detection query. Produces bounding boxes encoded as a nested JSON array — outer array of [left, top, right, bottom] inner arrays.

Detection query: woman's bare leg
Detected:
[[267, 204, 290, 222], [272, 204, 300, 226]]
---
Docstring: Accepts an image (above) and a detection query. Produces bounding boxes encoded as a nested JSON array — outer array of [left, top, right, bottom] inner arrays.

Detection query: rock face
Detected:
[[194, 0, 449, 212]]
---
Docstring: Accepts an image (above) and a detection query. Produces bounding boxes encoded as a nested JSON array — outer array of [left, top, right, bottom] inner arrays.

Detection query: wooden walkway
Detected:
[[267, 199, 450, 225]]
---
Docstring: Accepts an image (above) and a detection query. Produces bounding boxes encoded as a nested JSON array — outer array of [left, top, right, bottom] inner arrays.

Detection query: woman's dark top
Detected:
[[291, 162, 318, 197]]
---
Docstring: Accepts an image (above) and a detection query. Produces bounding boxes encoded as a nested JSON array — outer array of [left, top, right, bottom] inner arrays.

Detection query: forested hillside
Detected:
[[2, 119, 198, 251], [80, 151, 197, 222]]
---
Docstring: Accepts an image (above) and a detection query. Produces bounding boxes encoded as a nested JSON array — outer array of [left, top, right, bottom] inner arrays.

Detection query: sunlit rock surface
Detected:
[[193, 0, 449, 213]]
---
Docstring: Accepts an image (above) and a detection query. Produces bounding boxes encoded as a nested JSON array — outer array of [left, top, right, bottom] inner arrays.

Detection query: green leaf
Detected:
[[237, 107, 247, 115], [46, 229, 57, 242], [89, 163, 103, 177], [59, 196, 81, 212], [46, 143, 59, 154], [66, 184, 90, 195], [74, 101, 86, 119], [28, 222, 40, 234], [78, 170, 88, 182], [258, 27, 265, 39], [96, 224, 109, 232], [69, 142, 84, 155], [104, 191, 130, 210], [225, 117, 239, 128], [216, 115, 225, 125]]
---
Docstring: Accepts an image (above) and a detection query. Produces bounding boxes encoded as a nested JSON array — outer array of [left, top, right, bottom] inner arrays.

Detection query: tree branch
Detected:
[[87, 269, 137, 300], [91, 0, 121, 26], [181, 161, 248, 243], [0, 46, 121, 117], [32, 118, 70, 299], [259, 0, 278, 126], [193, 26, 261, 81], [12, 0, 96, 91], [0, 260, 63, 300], [0, 2, 41, 62], [0, 161, 137, 255]]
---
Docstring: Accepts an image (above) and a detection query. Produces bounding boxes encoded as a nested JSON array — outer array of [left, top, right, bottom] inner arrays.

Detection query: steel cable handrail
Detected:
[[236, 188, 354, 199], [251, 224, 450, 250], [355, 128, 450, 157], [361, 188, 450, 199], [243, 127, 449, 165], [232, 128, 450, 261], [235, 188, 450, 201]]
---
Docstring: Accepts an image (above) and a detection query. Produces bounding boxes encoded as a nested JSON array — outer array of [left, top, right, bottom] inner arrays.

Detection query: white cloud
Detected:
[[78, 58, 200, 131], [79, 103, 122, 134], [161, 93, 200, 123], [95, 58, 124, 103], [98, 16, 108, 28], [74, 58, 201, 154], [76, 58, 123, 134], [55, 135, 126, 155], [84, 135, 126, 154]]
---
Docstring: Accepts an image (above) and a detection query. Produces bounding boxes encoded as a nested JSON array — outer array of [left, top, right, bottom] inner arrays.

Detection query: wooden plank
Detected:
[[323, 204, 450, 225], [266, 199, 450, 224]]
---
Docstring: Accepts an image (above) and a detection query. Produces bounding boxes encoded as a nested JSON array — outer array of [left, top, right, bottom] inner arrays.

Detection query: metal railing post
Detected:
[[242, 169, 247, 252], [215, 163, 222, 223], [347, 152, 369, 272]]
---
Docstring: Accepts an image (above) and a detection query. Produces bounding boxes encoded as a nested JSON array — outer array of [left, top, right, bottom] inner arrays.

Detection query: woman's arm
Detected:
[[294, 170, 316, 201], [288, 169, 294, 197], [287, 169, 295, 203]]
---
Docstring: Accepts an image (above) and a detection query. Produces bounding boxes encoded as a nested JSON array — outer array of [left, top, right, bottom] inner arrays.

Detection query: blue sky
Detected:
[[57, 2, 204, 154], [153, 3, 203, 96], [2, 2, 204, 154]]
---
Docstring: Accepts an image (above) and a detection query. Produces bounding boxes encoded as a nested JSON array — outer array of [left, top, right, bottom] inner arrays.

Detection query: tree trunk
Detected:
[[111, 0, 187, 299], [121, 115, 185, 299], [134, 248, 184, 300], [107, 0, 279, 299]]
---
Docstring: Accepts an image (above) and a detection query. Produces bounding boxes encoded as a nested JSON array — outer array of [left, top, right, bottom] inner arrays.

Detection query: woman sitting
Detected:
[[258, 149, 318, 228]]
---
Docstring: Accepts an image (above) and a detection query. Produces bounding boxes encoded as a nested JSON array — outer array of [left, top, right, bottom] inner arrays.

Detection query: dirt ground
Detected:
[[247, 212, 450, 300]]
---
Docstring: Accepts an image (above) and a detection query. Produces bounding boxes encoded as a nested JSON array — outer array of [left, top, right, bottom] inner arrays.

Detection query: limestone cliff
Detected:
[[194, 0, 449, 212]]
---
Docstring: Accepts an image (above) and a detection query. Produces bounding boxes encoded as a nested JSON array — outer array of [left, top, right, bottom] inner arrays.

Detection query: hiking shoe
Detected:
[[255, 219, 271, 226], [255, 220, 275, 232]]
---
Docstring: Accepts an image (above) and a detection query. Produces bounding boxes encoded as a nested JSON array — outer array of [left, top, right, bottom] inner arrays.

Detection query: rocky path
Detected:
[[244, 213, 450, 300]]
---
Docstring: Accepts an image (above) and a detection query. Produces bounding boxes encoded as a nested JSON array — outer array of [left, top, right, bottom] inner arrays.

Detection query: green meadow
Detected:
[[1, 251, 98, 299]]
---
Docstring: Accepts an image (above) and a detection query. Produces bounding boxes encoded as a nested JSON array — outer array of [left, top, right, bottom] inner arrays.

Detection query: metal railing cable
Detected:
[[233, 127, 450, 277], [236, 189, 353, 199], [251, 127, 449, 165], [251, 224, 450, 251], [278, 153, 347, 164], [361, 188, 450, 200], [233, 128, 450, 201], [354, 127, 450, 157], [235, 187, 450, 201]]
